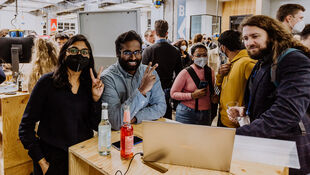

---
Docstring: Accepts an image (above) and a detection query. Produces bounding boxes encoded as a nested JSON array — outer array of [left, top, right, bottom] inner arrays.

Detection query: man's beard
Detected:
[[119, 57, 141, 72], [247, 43, 272, 60]]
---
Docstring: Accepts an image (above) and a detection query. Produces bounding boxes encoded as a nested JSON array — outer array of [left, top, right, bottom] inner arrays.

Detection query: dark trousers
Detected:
[[163, 88, 172, 119], [33, 141, 68, 175], [217, 113, 227, 127]]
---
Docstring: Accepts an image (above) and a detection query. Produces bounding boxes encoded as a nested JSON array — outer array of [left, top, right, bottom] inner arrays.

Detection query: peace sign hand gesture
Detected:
[[90, 67, 104, 102], [138, 62, 158, 96]]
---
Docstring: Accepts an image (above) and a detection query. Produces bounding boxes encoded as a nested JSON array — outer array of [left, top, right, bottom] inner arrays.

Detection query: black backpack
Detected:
[[185, 66, 218, 121]]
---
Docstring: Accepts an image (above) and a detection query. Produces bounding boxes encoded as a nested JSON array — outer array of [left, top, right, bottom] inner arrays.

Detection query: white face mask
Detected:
[[180, 45, 187, 51], [194, 57, 208, 68], [292, 20, 305, 33]]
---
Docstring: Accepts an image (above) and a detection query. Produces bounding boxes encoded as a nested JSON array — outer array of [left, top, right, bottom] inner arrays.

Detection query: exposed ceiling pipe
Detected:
[[10, 0, 18, 29], [0, 0, 15, 9]]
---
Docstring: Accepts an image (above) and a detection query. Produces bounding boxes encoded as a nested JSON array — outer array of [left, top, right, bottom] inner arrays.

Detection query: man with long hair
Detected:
[[228, 15, 310, 174]]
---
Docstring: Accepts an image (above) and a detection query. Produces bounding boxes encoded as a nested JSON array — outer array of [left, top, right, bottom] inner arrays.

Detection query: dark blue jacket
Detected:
[[237, 50, 310, 174]]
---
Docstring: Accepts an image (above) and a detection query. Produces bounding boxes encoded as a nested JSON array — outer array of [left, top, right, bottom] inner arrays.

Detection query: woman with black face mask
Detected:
[[19, 35, 104, 175]]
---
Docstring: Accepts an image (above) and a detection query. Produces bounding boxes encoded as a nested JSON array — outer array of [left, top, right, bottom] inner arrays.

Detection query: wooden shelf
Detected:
[[0, 93, 33, 175]]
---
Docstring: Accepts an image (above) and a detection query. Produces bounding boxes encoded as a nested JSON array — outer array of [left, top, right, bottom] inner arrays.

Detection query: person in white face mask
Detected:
[[276, 4, 305, 33], [170, 44, 217, 126], [173, 39, 192, 68]]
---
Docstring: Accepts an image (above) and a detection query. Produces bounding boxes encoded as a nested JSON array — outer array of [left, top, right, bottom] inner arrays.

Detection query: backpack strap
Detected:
[[204, 66, 214, 95], [271, 48, 298, 87], [270, 48, 306, 134], [186, 66, 200, 112]]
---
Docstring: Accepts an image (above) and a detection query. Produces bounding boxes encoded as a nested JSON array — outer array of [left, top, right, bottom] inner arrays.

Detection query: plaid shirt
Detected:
[[237, 50, 310, 174]]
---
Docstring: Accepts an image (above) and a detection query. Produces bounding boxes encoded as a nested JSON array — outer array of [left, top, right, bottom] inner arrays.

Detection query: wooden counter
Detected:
[[69, 118, 288, 175], [0, 92, 32, 175]]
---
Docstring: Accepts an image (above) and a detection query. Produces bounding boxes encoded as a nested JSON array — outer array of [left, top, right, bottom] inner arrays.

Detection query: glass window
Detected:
[[190, 14, 221, 39]]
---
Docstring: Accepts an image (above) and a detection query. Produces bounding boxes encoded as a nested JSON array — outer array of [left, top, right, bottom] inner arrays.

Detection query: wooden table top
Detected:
[[69, 118, 288, 175]]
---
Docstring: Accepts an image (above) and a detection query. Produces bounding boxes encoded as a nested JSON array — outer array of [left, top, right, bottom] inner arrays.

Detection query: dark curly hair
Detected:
[[52, 34, 96, 89], [115, 30, 142, 58], [218, 30, 244, 51], [301, 24, 310, 40], [173, 39, 188, 50], [191, 43, 207, 55]]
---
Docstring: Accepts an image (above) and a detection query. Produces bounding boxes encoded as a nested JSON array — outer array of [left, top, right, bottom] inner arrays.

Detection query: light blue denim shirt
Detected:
[[100, 62, 166, 130]]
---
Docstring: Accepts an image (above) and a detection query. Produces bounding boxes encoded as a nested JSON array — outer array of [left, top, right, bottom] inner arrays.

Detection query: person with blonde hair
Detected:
[[28, 38, 58, 92]]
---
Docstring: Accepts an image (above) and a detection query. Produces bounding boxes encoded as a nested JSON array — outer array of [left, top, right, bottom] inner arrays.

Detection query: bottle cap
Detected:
[[102, 102, 108, 108]]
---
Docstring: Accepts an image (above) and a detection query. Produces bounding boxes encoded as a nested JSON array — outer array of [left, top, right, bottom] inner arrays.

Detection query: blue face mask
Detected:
[[194, 57, 208, 68]]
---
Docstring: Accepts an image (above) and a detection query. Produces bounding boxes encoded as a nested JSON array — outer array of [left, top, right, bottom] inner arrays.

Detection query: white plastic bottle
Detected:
[[98, 103, 111, 156]]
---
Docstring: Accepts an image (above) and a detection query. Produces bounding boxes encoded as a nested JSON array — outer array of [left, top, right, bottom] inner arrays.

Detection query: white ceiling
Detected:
[[0, 0, 152, 14]]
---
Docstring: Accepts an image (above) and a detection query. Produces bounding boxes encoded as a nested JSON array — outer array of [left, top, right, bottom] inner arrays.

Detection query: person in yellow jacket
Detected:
[[216, 30, 257, 128]]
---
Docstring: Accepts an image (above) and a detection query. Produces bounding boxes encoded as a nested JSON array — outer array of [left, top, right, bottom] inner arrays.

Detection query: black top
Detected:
[[142, 41, 182, 89], [19, 72, 101, 162], [0, 66, 5, 84], [180, 51, 192, 69]]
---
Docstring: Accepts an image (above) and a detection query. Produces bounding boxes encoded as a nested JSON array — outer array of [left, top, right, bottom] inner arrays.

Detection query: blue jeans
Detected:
[[176, 103, 212, 126]]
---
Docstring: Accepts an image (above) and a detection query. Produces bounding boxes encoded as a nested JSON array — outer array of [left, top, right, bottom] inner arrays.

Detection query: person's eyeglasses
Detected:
[[67, 47, 90, 57], [122, 50, 142, 57]]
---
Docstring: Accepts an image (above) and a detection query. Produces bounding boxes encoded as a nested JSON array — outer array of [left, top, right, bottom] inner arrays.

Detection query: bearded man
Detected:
[[228, 15, 310, 175], [100, 30, 166, 131]]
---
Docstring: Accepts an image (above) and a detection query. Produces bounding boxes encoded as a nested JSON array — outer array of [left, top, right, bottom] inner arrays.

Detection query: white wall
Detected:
[[151, 4, 164, 29], [0, 11, 43, 35], [140, 11, 149, 38], [206, 0, 222, 16], [270, 0, 310, 24], [256, 0, 271, 16]]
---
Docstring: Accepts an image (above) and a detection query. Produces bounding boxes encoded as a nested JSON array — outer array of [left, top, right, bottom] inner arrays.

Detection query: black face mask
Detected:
[[65, 54, 90, 72]]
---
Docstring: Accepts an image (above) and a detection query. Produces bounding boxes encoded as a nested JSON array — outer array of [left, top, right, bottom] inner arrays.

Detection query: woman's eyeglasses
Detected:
[[67, 47, 90, 57]]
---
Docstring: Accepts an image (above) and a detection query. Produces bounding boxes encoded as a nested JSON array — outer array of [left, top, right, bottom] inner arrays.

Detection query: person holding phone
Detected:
[[170, 44, 216, 125], [19, 35, 104, 175]]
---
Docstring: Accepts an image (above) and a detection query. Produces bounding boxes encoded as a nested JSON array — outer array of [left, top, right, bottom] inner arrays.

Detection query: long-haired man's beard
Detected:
[[247, 43, 271, 60], [119, 57, 141, 72]]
